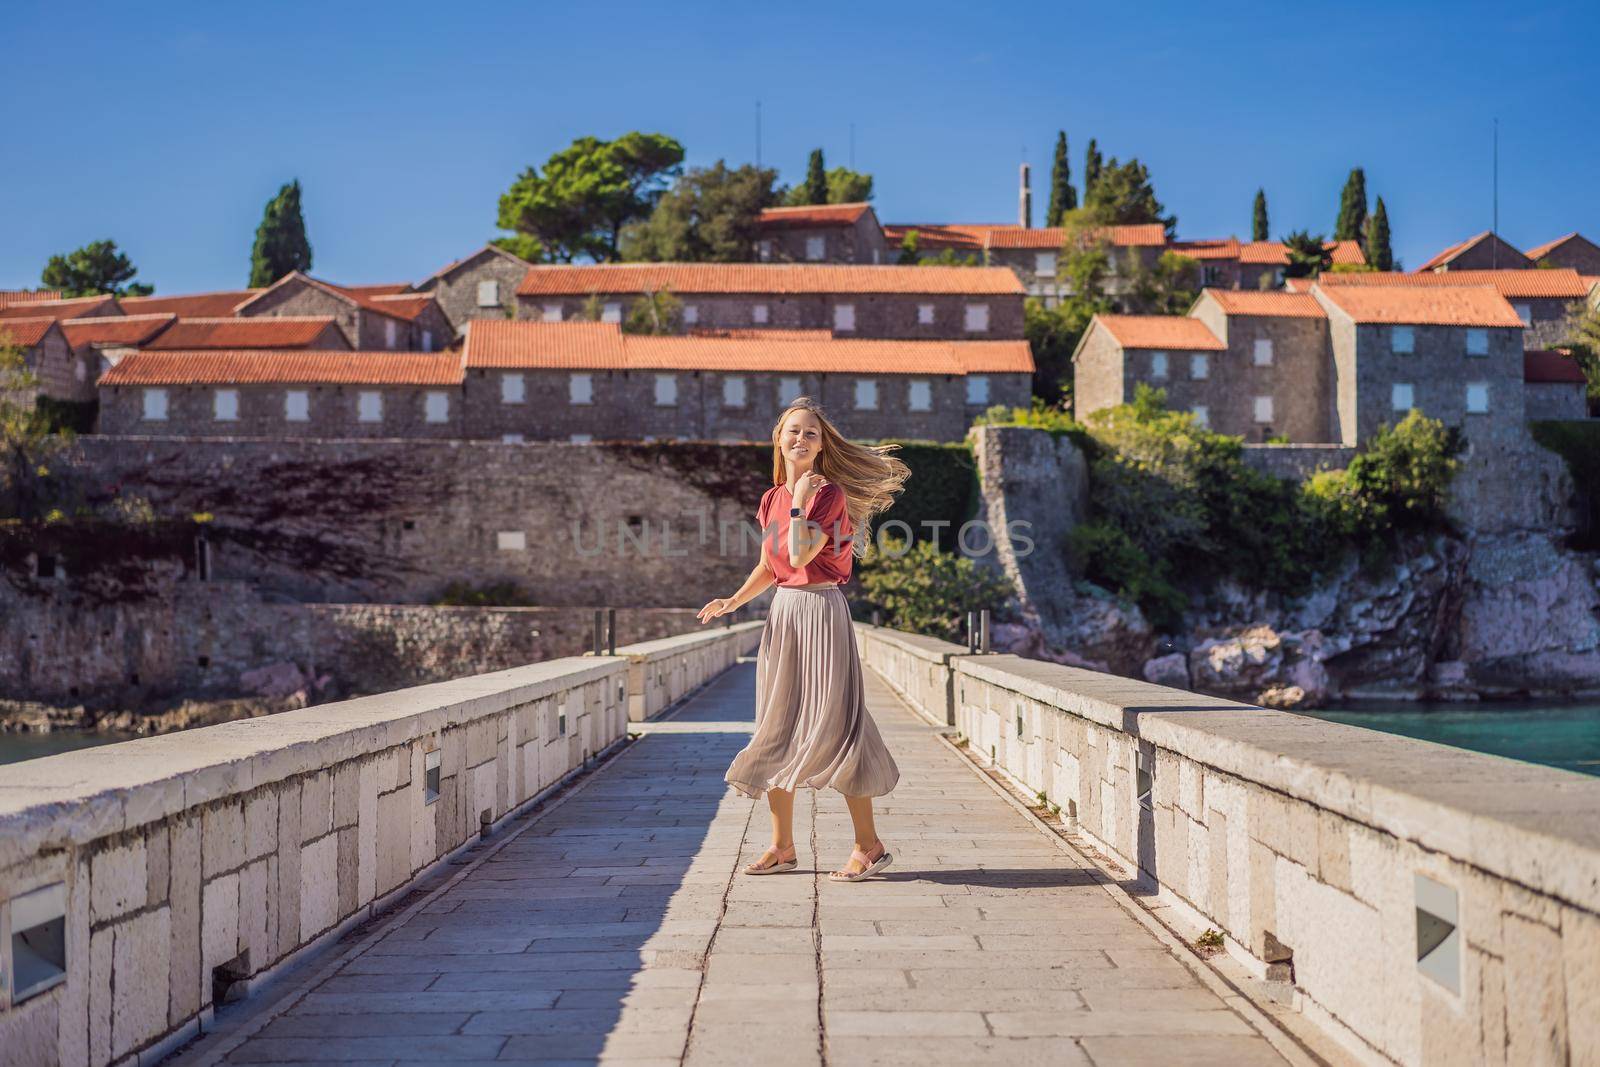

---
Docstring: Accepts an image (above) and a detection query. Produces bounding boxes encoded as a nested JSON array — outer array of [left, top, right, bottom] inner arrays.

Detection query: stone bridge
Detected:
[[1, 623, 1596, 1066]]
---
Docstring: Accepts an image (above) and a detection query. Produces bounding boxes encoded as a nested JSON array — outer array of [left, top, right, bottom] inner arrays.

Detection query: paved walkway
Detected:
[[179, 661, 1294, 1066]]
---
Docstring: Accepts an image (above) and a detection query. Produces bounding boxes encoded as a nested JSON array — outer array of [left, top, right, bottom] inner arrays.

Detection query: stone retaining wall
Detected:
[[854, 624, 1600, 1067], [0, 622, 762, 1066]]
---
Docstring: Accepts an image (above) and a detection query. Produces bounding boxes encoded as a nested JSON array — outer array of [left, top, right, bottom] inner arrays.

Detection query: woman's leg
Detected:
[[832, 794, 886, 876], [745, 787, 797, 872]]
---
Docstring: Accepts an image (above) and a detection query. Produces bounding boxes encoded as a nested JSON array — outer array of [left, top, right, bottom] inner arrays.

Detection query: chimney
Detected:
[[1019, 163, 1032, 229]]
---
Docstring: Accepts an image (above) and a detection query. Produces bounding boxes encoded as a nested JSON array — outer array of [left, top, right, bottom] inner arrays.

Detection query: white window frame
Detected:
[[501, 373, 525, 404], [421, 329, 434, 352], [722, 375, 747, 408], [1465, 328, 1489, 356], [1253, 338, 1274, 366], [1192, 405, 1209, 427], [1035, 252, 1057, 277], [569, 372, 593, 405], [501, 433, 525, 443], [213, 388, 239, 422], [569, 433, 592, 444], [1190, 354, 1209, 380], [908, 379, 932, 412], [805, 235, 826, 261], [683, 303, 699, 325], [1150, 352, 1168, 380], [1253, 395, 1274, 423], [965, 375, 990, 405], [424, 391, 449, 423], [1512, 303, 1531, 326], [964, 303, 990, 333], [477, 280, 499, 307], [1465, 381, 1490, 414], [757, 240, 773, 262], [496, 531, 527, 551], [1392, 382, 1415, 411], [284, 389, 310, 422], [541, 303, 563, 323], [834, 303, 856, 332], [917, 303, 935, 325], [778, 376, 802, 403], [752, 303, 769, 325], [142, 388, 168, 422], [654, 373, 678, 406], [384, 319, 397, 349], [854, 378, 878, 410], [1392, 325, 1415, 354], [358, 390, 383, 423], [601, 301, 623, 324]]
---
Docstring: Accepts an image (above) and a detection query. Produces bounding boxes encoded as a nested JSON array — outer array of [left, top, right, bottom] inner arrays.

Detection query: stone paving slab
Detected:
[[171, 659, 1294, 1067]]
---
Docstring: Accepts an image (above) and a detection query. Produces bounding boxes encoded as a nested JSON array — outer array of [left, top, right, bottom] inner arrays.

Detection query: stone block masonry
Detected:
[[0, 622, 761, 1066]]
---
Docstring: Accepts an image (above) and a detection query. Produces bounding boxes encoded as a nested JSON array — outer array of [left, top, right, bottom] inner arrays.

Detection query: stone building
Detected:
[[461, 320, 1031, 443], [58, 315, 179, 401], [1415, 230, 1533, 272], [755, 203, 889, 264], [512, 263, 1026, 340], [1523, 349, 1591, 420], [98, 350, 465, 438], [1524, 232, 1600, 274], [235, 272, 452, 351], [1187, 290, 1332, 442], [1313, 269, 1595, 348], [0, 317, 76, 401], [415, 244, 536, 333], [1071, 313, 1226, 430]]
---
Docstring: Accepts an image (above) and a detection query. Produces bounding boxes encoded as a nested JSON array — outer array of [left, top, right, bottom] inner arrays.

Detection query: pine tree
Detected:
[[249, 180, 313, 287], [1334, 168, 1368, 243], [1083, 139, 1103, 202], [1365, 196, 1393, 271], [1252, 189, 1269, 242], [1046, 131, 1075, 226], [800, 149, 827, 206]]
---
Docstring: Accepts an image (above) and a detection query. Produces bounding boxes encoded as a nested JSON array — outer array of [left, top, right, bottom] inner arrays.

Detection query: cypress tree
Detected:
[[1252, 189, 1269, 242], [1046, 131, 1075, 225], [1365, 196, 1393, 271], [249, 180, 313, 287], [801, 149, 827, 206], [1083, 139, 1102, 202], [1334, 167, 1368, 243]]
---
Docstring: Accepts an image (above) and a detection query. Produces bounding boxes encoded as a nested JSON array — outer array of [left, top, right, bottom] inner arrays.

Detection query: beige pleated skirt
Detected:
[[724, 583, 900, 799]]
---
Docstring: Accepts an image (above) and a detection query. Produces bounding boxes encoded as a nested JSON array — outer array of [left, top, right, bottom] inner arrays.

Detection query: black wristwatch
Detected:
[[789, 506, 802, 516]]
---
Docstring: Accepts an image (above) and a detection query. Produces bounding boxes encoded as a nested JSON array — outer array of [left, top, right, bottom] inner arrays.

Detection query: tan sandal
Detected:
[[828, 840, 892, 883], [744, 842, 798, 875]]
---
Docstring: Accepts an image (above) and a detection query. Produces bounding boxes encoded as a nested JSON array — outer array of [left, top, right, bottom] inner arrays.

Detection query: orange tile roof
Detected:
[[369, 293, 438, 321], [984, 224, 1168, 249], [1170, 239, 1242, 261], [1203, 290, 1326, 318], [1327, 240, 1366, 266], [0, 318, 61, 348], [101, 350, 464, 387], [235, 272, 417, 321], [757, 203, 874, 229], [1092, 315, 1224, 351], [1414, 231, 1492, 273], [0, 295, 119, 321], [119, 290, 258, 317], [340, 283, 413, 297], [1236, 240, 1365, 267], [60, 314, 176, 347], [142, 317, 343, 350], [1312, 283, 1524, 327], [0, 290, 64, 308], [1522, 233, 1589, 262], [462, 320, 1032, 374], [685, 328, 834, 341], [880, 224, 988, 251], [1314, 268, 1591, 299], [514, 263, 1025, 297], [1524, 349, 1588, 384]]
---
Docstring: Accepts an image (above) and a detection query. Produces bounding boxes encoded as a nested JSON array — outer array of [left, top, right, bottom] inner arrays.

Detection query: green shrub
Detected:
[[971, 397, 1090, 448], [434, 581, 534, 607], [1067, 521, 1186, 628], [871, 440, 979, 554], [854, 536, 1015, 642]]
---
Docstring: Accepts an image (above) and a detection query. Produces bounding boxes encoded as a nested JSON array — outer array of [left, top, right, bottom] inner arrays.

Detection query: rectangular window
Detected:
[[834, 303, 856, 332], [477, 280, 499, 307], [1191, 354, 1209, 380], [384, 319, 397, 349], [569, 433, 592, 443], [779, 376, 802, 403], [424, 391, 449, 423], [908, 379, 932, 412], [752, 303, 769, 325], [1465, 382, 1490, 413], [964, 303, 990, 332], [1392, 382, 1415, 411], [1253, 396, 1273, 423], [496, 531, 526, 551], [284, 390, 310, 422], [421, 329, 434, 352], [358, 391, 383, 422], [723, 376, 747, 408], [1392, 325, 1415, 354], [683, 304, 699, 325], [917, 303, 935, 325], [501, 433, 524, 443], [601, 301, 622, 324], [1465, 328, 1489, 356], [541, 303, 562, 323], [805, 236, 826, 261], [758, 240, 773, 262], [1512, 303, 1531, 325], [1253, 338, 1274, 365], [854, 379, 878, 410], [1192, 405, 1209, 426], [654, 373, 677, 406], [501, 373, 526, 404], [142, 388, 168, 421], [569, 372, 593, 405], [965, 375, 990, 405], [1150, 352, 1168, 379], [213, 388, 239, 421], [1035, 252, 1057, 277]]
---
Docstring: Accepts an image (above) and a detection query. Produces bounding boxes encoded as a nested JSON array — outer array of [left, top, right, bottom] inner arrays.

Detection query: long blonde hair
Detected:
[[771, 397, 911, 558]]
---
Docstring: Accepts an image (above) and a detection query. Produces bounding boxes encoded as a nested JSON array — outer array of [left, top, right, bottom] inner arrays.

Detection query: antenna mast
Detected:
[[756, 100, 762, 169], [1492, 117, 1499, 267]]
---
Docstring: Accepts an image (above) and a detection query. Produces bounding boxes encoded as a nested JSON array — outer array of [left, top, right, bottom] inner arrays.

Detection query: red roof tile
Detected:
[[0, 290, 64, 308], [235, 272, 419, 321], [1236, 240, 1366, 267], [1315, 268, 1591, 299], [1312, 284, 1524, 327], [1170, 239, 1242, 261], [462, 321, 1031, 375], [1327, 240, 1366, 266], [757, 203, 874, 229], [514, 263, 1025, 297], [1524, 349, 1589, 384], [984, 224, 1168, 249], [143, 317, 344, 350], [0, 318, 61, 348], [1092, 315, 1224, 351], [1203, 290, 1326, 318], [1414, 231, 1492, 273], [880, 224, 988, 252], [101, 350, 464, 387], [369, 293, 438, 321], [339, 283, 412, 297], [119, 290, 258, 317], [60, 314, 176, 348], [0, 295, 120, 321]]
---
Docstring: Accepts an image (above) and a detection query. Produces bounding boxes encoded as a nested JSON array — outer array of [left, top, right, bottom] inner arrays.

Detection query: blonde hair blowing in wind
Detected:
[[770, 397, 911, 559]]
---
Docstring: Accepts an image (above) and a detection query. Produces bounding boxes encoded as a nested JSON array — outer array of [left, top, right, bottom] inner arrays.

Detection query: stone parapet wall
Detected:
[[0, 622, 761, 1066], [1240, 443, 1357, 481], [854, 626, 1600, 1067]]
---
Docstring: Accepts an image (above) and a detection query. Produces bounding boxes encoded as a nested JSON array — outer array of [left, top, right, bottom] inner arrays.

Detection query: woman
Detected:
[[697, 397, 910, 882]]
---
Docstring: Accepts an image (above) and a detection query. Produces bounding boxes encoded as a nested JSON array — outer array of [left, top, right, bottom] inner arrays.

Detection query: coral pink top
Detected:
[[759, 481, 854, 587]]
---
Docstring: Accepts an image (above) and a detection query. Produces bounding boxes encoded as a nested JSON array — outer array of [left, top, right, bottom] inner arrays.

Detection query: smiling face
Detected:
[[778, 408, 824, 473]]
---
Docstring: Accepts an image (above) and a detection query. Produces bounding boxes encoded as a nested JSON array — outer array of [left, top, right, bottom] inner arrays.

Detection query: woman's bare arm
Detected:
[[697, 557, 776, 623]]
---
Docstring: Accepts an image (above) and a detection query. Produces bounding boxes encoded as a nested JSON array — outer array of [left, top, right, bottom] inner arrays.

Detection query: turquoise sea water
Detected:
[[0, 731, 137, 766], [1298, 700, 1600, 778]]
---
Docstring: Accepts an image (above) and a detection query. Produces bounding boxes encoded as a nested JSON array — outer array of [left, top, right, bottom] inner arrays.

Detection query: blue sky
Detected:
[[4, 1, 1597, 293]]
